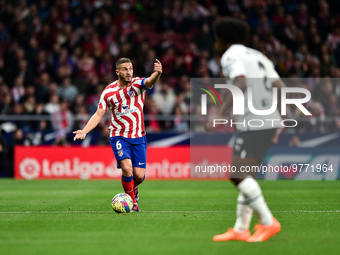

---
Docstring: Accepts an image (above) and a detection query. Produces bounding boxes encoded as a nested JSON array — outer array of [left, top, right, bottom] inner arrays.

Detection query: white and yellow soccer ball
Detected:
[[111, 193, 133, 213]]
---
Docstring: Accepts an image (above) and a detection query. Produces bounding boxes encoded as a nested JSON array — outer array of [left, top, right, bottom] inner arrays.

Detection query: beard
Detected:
[[119, 74, 132, 83]]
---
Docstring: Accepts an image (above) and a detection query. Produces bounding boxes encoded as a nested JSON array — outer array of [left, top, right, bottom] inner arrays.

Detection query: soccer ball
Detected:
[[111, 193, 133, 213]]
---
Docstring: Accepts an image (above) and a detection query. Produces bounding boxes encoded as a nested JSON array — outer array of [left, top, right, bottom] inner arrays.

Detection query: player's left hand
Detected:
[[154, 59, 162, 74], [73, 130, 86, 141]]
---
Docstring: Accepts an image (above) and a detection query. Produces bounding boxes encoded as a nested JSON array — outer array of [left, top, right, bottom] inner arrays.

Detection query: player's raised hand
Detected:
[[154, 59, 162, 74], [73, 130, 86, 141]]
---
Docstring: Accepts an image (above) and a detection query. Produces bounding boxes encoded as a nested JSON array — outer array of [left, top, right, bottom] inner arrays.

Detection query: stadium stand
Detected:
[[0, 0, 339, 147]]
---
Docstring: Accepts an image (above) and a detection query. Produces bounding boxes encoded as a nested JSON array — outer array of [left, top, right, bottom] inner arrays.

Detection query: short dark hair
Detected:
[[213, 18, 250, 45], [116, 58, 132, 69]]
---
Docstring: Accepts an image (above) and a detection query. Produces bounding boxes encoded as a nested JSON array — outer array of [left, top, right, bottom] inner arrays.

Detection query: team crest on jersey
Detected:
[[128, 89, 136, 97], [118, 149, 123, 157]]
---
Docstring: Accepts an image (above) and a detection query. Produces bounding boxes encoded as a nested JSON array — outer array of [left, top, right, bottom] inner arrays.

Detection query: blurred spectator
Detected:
[[35, 50, 52, 75], [183, 42, 200, 75], [160, 47, 176, 77], [11, 128, 30, 148], [30, 102, 50, 131], [156, 8, 176, 32], [52, 100, 73, 145], [58, 77, 78, 103], [114, 8, 136, 35], [0, 0, 339, 142], [18, 59, 35, 85], [22, 95, 35, 114], [35, 72, 50, 103], [0, 93, 13, 115], [75, 105, 89, 130], [181, 0, 210, 33], [11, 76, 25, 103], [326, 26, 340, 53], [183, 0, 210, 20], [44, 93, 60, 115], [309, 101, 326, 133], [12, 103, 26, 129], [295, 3, 309, 29], [194, 23, 214, 51], [0, 59, 5, 78], [256, 15, 271, 39], [172, 0, 183, 28], [313, 78, 333, 116], [144, 98, 161, 133], [152, 81, 176, 115], [173, 55, 187, 77], [97, 125, 110, 145], [0, 21, 10, 45], [0, 128, 28, 177], [0, 133, 13, 177], [172, 105, 189, 133]]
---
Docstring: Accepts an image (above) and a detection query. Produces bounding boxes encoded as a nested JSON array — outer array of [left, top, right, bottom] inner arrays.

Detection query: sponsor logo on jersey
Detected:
[[116, 107, 137, 117]]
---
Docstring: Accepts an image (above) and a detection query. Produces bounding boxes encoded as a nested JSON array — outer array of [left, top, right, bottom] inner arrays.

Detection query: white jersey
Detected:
[[221, 44, 282, 131]]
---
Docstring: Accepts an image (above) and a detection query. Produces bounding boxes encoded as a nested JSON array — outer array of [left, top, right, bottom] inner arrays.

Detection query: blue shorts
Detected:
[[110, 136, 147, 169]]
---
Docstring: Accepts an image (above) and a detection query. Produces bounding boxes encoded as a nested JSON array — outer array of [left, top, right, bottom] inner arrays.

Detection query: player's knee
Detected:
[[121, 168, 133, 177], [120, 162, 133, 176], [133, 174, 144, 182]]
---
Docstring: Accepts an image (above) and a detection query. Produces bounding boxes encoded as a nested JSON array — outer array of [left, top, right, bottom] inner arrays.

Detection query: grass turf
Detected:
[[0, 179, 339, 255]]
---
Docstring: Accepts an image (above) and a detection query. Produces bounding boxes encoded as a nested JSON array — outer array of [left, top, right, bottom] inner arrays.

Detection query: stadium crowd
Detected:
[[0, 0, 340, 148]]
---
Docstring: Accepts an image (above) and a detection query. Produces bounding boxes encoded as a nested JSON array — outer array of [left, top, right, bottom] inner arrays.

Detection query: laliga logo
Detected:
[[200, 83, 312, 128], [19, 158, 41, 180]]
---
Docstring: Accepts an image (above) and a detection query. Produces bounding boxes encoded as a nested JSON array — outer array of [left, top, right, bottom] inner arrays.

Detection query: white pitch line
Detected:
[[0, 210, 339, 214]]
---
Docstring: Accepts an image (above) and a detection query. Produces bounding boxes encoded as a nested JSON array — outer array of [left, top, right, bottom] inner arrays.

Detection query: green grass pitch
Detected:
[[0, 179, 339, 255]]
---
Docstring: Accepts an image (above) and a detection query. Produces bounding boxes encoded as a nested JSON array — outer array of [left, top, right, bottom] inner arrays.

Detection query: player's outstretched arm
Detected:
[[73, 108, 106, 141], [143, 59, 162, 89]]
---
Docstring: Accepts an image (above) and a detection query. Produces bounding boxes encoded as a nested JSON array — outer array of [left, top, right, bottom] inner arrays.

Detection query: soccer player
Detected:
[[206, 18, 283, 242], [73, 58, 162, 212]]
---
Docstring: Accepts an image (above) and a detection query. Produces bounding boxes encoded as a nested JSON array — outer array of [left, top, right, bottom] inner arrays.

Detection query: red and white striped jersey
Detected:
[[98, 77, 147, 138]]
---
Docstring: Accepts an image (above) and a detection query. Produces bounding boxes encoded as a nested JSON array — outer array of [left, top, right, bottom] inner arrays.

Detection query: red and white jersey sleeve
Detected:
[[98, 77, 147, 138]]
